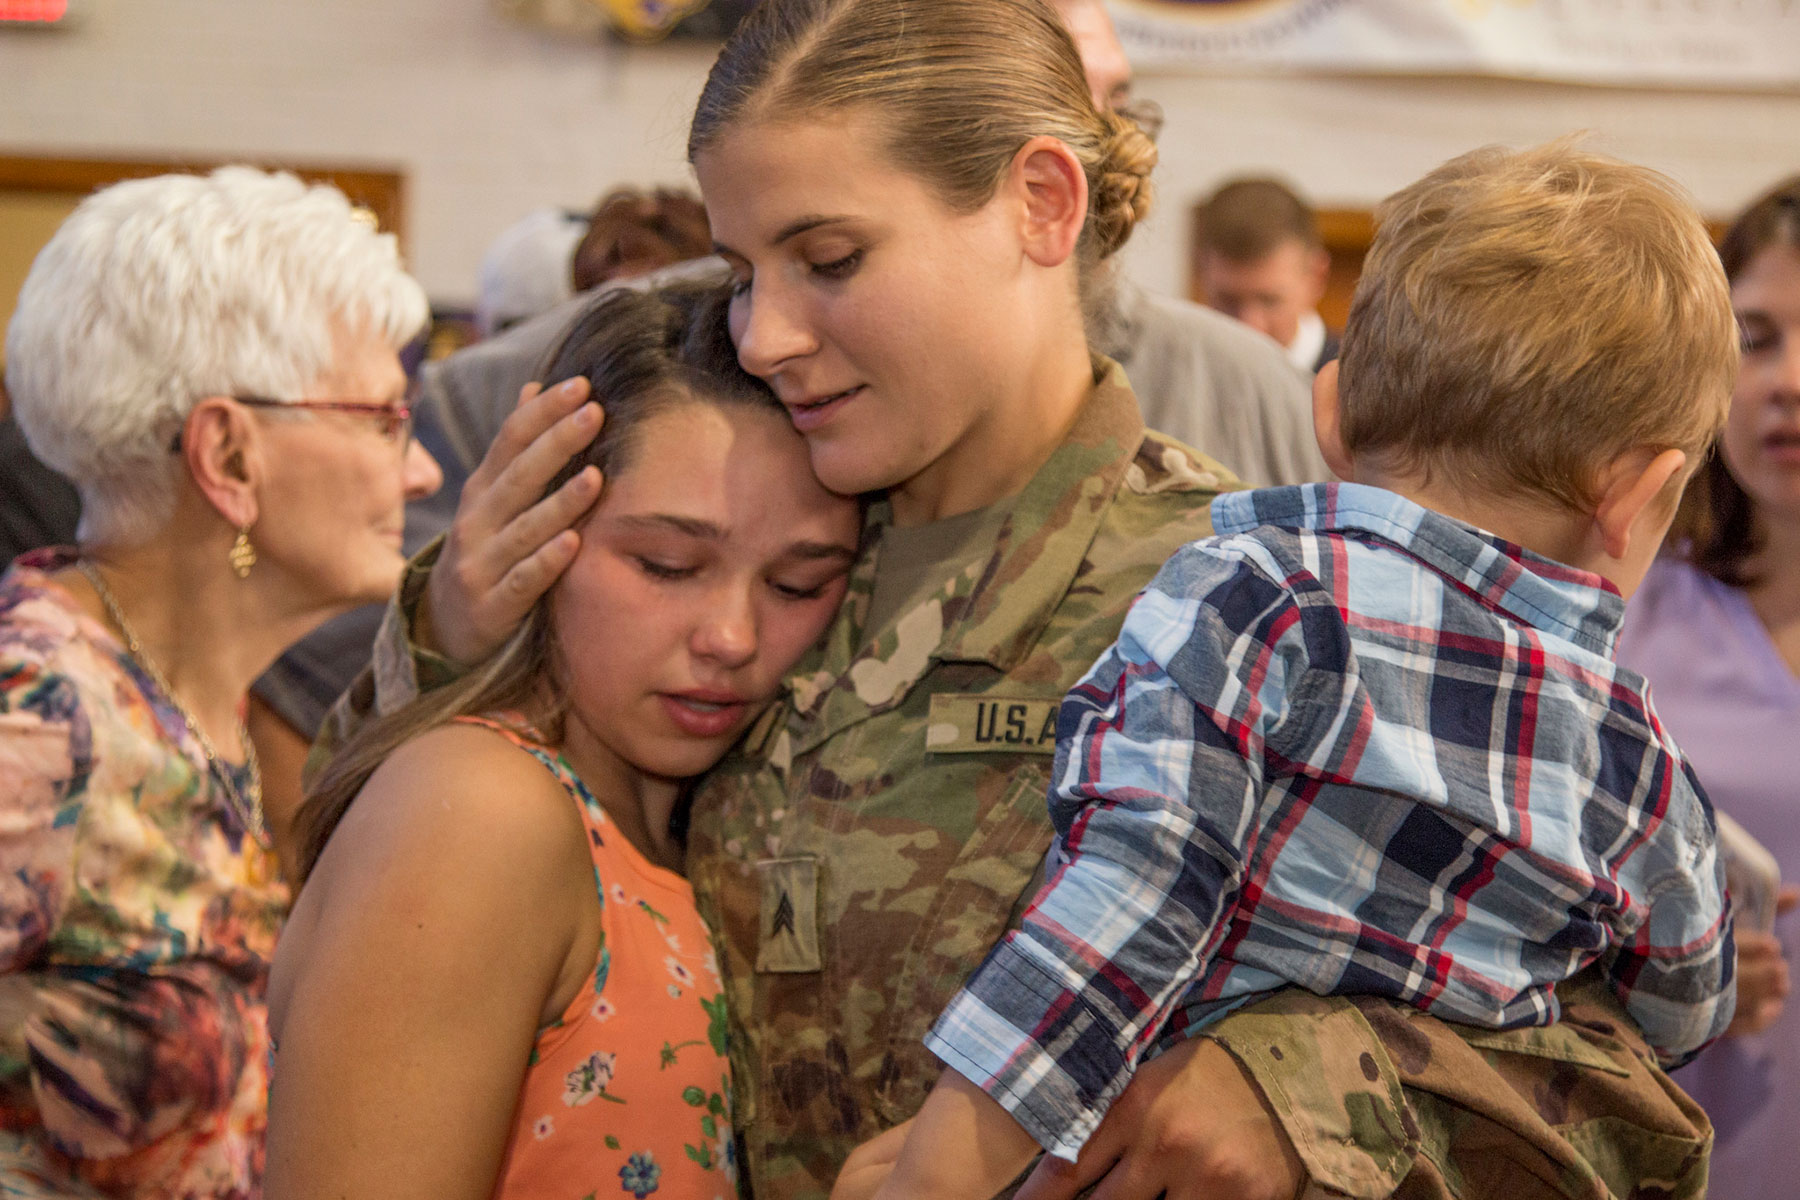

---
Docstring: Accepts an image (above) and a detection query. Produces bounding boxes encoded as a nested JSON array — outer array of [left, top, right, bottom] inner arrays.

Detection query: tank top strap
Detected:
[[449, 713, 613, 875]]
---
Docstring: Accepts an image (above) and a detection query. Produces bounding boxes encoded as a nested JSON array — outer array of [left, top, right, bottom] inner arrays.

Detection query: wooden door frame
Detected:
[[0, 153, 407, 249]]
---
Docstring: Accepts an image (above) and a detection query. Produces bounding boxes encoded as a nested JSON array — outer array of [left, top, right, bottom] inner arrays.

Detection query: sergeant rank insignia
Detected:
[[755, 855, 821, 973]]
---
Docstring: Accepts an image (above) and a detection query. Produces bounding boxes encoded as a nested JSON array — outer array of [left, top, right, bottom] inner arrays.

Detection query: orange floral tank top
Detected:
[[459, 716, 738, 1200]]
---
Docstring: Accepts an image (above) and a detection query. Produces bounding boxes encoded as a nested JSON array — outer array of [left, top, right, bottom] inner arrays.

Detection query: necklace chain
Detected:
[[77, 562, 271, 850]]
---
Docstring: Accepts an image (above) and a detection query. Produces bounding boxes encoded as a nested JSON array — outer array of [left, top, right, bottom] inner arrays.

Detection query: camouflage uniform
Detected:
[[683, 362, 1239, 1194], [334, 362, 1712, 1200]]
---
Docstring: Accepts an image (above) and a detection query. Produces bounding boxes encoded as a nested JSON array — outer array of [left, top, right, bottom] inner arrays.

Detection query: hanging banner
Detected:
[[1110, 0, 1800, 91]]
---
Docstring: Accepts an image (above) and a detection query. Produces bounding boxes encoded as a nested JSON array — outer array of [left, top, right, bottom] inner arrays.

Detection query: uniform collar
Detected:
[[783, 358, 1148, 724]]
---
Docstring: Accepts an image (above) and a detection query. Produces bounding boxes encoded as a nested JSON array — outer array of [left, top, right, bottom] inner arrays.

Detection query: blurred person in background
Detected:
[[474, 187, 713, 340], [1197, 176, 1338, 373], [0, 399, 79, 563], [474, 207, 590, 339], [1617, 177, 1800, 1200], [571, 185, 713, 291], [0, 166, 440, 1196]]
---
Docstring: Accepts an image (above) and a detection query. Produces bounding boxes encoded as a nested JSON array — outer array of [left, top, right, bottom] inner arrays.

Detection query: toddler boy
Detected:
[[843, 140, 1741, 1200]]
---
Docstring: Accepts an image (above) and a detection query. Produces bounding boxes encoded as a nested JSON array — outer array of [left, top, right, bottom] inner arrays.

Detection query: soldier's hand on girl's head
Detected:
[[422, 377, 603, 665], [1014, 1037, 1304, 1200]]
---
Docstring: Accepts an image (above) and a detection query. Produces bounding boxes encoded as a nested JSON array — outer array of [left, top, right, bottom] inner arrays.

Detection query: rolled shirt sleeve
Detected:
[[1603, 753, 1735, 1068]]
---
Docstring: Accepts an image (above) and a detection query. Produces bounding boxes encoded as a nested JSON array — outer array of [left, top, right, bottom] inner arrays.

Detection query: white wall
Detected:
[[5, 0, 1799, 304], [1, 0, 717, 301]]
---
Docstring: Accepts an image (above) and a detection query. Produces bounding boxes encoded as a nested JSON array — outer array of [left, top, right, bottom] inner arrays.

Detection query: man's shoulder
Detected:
[[1110, 281, 1328, 488], [424, 293, 592, 410], [419, 259, 732, 471], [1119, 281, 1304, 390]]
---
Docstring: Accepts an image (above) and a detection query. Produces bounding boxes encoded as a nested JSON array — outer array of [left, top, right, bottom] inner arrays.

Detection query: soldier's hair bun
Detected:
[[1088, 110, 1158, 260]]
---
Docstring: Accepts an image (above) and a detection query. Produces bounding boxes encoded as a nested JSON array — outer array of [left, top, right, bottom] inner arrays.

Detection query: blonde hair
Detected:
[[1338, 139, 1737, 509], [686, 0, 1156, 312]]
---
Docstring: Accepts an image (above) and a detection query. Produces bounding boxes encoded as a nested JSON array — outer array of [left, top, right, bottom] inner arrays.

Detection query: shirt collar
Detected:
[[1212, 482, 1626, 656], [785, 357, 1149, 717], [1285, 310, 1327, 374]]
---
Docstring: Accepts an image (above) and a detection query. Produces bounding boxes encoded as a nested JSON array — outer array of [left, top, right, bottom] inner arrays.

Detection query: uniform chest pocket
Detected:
[[872, 761, 1056, 1124]]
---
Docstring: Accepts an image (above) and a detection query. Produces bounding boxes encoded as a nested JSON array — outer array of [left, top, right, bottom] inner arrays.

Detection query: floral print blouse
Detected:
[[462, 716, 738, 1200], [0, 550, 288, 1198]]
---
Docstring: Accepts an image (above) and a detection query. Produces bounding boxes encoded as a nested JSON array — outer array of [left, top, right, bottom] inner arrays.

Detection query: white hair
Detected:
[[4, 167, 430, 545]]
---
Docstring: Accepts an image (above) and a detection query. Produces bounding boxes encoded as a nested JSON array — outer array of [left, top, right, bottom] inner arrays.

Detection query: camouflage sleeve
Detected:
[[1199, 993, 1416, 1197], [307, 537, 466, 775], [1201, 972, 1714, 1200]]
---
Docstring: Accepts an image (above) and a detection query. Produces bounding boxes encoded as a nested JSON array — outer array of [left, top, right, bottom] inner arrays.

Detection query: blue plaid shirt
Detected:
[[924, 483, 1734, 1162]]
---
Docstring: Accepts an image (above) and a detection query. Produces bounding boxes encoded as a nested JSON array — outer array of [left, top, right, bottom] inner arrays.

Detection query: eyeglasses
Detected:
[[233, 394, 416, 448]]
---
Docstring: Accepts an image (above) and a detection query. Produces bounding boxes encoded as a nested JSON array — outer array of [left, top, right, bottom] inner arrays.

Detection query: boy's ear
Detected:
[[182, 397, 263, 531], [1008, 136, 1088, 270], [1311, 359, 1355, 480], [1592, 446, 1688, 561]]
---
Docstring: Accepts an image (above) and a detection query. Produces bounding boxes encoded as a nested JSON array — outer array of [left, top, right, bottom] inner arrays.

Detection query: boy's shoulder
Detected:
[[1147, 485, 1369, 598]]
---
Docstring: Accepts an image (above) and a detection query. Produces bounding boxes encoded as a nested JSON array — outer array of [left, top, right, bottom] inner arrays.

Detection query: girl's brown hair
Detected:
[[293, 281, 776, 885], [686, 0, 1157, 319], [1673, 177, 1800, 588]]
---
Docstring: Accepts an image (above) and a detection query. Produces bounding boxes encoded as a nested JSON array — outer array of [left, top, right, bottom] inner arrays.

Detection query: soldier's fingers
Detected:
[[1775, 886, 1800, 917], [424, 464, 598, 665], [468, 379, 548, 485], [848, 1119, 912, 1172], [1084, 1150, 1167, 1200], [1015, 1139, 1122, 1200], [484, 529, 583, 626], [830, 1124, 912, 1200], [468, 377, 597, 503], [476, 399, 603, 537], [826, 1161, 889, 1200], [494, 466, 602, 566], [1015, 1137, 1123, 1200]]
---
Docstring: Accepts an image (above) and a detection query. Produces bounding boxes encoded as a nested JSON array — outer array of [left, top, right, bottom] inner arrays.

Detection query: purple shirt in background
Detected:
[[1618, 558, 1800, 1200]]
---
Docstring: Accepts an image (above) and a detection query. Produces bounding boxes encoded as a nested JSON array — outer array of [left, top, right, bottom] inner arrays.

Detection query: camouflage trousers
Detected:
[[1207, 971, 1711, 1200]]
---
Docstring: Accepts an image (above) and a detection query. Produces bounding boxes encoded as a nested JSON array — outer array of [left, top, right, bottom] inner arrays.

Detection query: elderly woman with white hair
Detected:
[[0, 166, 441, 1197]]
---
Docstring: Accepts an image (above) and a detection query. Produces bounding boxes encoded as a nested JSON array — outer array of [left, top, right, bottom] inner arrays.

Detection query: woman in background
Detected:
[[1617, 178, 1800, 1200], [0, 166, 441, 1197]]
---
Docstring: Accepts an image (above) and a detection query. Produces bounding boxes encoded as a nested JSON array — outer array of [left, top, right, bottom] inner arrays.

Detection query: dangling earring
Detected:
[[228, 526, 257, 579]]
